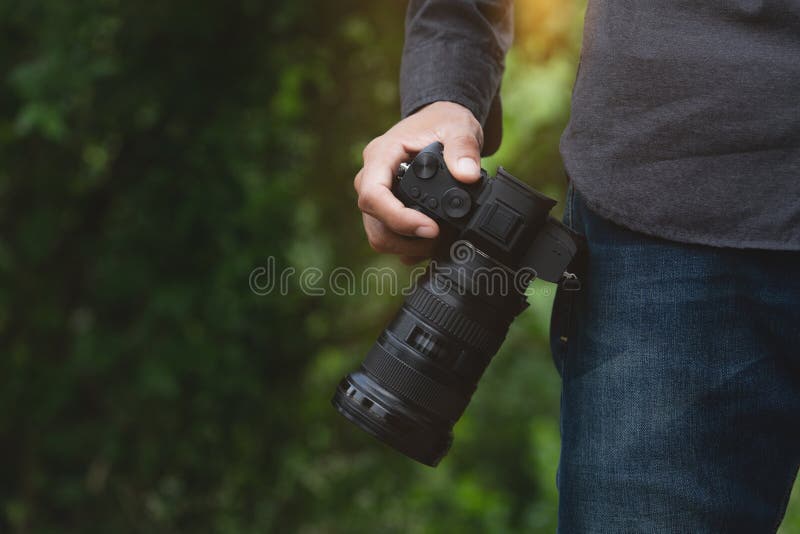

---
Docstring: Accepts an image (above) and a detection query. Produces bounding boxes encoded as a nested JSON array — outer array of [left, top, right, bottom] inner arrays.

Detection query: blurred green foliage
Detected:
[[0, 0, 797, 532]]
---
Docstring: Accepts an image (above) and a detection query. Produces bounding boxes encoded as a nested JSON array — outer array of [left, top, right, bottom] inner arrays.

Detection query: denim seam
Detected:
[[565, 183, 575, 230]]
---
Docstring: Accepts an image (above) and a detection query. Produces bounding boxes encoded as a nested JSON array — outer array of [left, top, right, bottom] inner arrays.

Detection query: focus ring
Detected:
[[362, 343, 468, 421], [407, 289, 497, 353]]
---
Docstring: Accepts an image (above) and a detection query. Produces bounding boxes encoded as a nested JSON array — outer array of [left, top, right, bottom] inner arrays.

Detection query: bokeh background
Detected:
[[1, 0, 798, 532]]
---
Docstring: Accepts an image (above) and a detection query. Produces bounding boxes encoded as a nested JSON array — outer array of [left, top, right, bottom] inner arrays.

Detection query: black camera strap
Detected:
[[520, 217, 585, 284]]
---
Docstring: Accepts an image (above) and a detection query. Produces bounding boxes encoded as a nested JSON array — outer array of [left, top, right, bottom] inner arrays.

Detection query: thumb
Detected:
[[442, 133, 482, 183]]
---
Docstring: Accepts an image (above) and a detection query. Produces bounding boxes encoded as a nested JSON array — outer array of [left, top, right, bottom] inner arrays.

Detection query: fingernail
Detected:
[[415, 226, 437, 238], [457, 157, 479, 176]]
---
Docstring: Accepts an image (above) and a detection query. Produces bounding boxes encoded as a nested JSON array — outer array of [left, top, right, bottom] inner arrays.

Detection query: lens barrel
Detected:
[[332, 247, 529, 466]]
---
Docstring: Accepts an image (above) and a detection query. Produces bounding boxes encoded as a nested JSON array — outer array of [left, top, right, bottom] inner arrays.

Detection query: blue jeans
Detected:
[[550, 185, 800, 533]]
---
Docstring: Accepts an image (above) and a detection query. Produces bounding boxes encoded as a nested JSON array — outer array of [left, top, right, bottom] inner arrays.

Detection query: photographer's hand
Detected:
[[354, 101, 483, 264]]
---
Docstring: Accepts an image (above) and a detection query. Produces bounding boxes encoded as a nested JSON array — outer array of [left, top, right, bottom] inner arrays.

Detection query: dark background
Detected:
[[1, 0, 797, 532]]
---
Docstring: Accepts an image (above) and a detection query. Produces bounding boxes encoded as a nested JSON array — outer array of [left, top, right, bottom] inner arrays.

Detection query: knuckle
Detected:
[[465, 113, 481, 133], [455, 113, 482, 147], [441, 120, 478, 145], [475, 127, 484, 149], [367, 234, 388, 253], [362, 136, 382, 160], [450, 133, 480, 153], [357, 190, 373, 212], [452, 133, 473, 145]]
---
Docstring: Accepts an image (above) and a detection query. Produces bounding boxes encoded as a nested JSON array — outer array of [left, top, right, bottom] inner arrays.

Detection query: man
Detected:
[[353, 1, 800, 531]]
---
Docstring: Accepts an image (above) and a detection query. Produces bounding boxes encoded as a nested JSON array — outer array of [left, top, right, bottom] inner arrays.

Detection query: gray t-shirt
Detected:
[[400, 0, 800, 250]]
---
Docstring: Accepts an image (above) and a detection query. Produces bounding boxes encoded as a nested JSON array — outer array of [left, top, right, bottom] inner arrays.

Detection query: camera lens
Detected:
[[332, 248, 528, 466]]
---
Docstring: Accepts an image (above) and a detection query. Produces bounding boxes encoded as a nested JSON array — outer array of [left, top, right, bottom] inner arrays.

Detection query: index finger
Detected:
[[358, 181, 439, 238], [358, 144, 439, 238]]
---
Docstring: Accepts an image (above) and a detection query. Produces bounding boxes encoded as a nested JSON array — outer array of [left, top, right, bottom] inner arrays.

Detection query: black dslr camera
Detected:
[[332, 142, 582, 466]]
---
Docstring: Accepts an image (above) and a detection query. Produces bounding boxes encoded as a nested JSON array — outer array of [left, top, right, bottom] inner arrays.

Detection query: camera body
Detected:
[[394, 142, 557, 269], [332, 142, 582, 466]]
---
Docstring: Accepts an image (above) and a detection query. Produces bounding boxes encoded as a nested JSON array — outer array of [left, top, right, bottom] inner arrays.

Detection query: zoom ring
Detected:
[[362, 343, 468, 422], [407, 288, 498, 353]]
